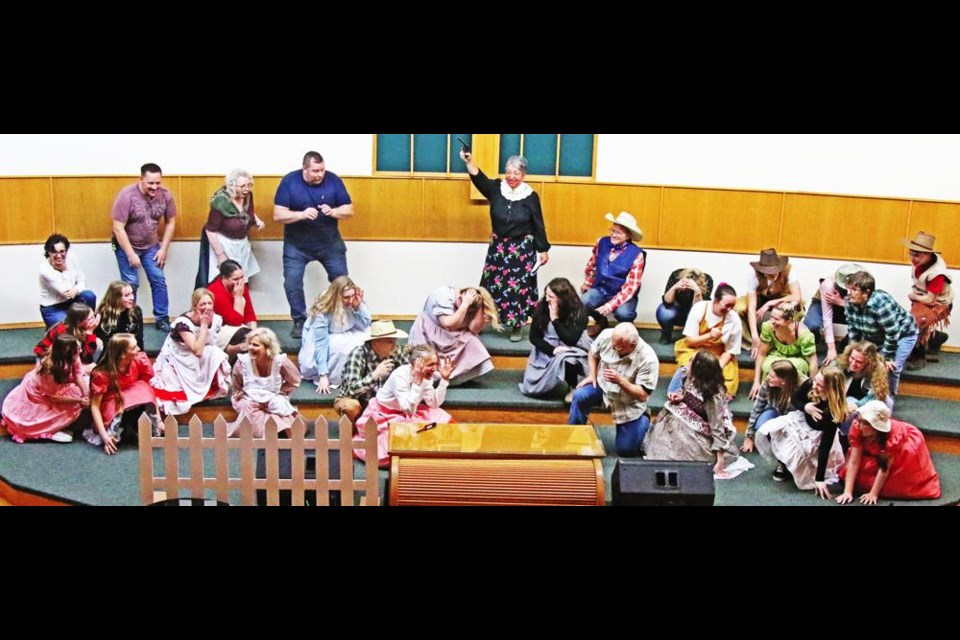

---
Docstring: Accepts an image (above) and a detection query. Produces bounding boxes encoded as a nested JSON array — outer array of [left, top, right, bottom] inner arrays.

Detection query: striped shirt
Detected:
[[845, 290, 918, 360]]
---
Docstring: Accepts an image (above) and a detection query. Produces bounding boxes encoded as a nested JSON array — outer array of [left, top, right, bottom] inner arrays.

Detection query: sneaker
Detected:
[[50, 431, 73, 443], [509, 326, 523, 342], [154, 317, 172, 333], [772, 462, 789, 482], [291, 320, 303, 339]]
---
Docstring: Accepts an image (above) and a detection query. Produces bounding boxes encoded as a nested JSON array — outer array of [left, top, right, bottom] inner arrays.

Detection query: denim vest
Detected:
[[595, 236, 645, 300]]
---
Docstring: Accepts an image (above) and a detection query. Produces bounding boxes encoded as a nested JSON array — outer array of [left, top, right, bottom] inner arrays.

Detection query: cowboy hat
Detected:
[[834, 263, 866, 290], [604, 211, 643, 241], [750, 248, 789, 275], [365, 319, 408, 342], [857, 400, 892, 433], [902, 231, 939, 253]]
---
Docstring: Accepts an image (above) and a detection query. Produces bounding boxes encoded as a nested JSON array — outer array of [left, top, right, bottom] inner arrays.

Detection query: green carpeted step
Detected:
[[594, 426, 960, 506], [0, 419, 387, 506]]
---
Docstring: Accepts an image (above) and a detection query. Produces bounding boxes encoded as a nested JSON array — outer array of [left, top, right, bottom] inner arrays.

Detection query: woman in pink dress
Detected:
[[2, 334, 90, 443], [354, 344, 455, 467], [227, 328, 302, 438], [83, 334, 161, 455], [836, 400, 941, 503], [408, 285, 500, 386]]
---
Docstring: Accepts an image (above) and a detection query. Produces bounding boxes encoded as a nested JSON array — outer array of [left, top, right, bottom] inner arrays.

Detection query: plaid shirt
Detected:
[[845, 289, 918, 360], [583, 242, 646, 311], [337, 342, 409, 405], [592, 330, 660, 424]]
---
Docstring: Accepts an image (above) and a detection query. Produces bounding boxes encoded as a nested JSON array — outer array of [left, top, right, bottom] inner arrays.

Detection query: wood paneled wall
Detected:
[[3, 175, 959, 267]]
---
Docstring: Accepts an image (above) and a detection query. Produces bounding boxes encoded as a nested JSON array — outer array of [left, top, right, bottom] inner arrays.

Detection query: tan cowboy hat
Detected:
[[365, 319, 408, 342], [857, 400, 892, 433], [902, 231, 939, 253], [834, 263, 866, 290], [750, 248, 789, 275], [604, 211, 643, 241]]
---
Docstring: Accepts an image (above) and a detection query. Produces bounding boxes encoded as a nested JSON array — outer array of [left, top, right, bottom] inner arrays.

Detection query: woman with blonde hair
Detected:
[[227, 328, 302, 438], [409, 285, 500, 386], [95, 280, 144, 353], [150, 288, 231, 416], [84, 333, 160, 455], [2, 334, 90, 443], [756, 368, 850, 499], [298, 275, 371, 394], [749, 300, 817, 400], [831, 340, 891, 452]]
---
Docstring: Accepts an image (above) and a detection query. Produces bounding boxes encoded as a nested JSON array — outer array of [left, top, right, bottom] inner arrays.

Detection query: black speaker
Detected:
[[612, 459, 715, 506], [255, 448, 342, 506]]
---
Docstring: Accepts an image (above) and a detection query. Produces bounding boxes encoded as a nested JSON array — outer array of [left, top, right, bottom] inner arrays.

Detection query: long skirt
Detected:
[[352, 397, 453, 468], [519, 324, 590, 396], [409, 315, 493, 386], [756, 410, 844, 490], [480, 233, 540, 330]]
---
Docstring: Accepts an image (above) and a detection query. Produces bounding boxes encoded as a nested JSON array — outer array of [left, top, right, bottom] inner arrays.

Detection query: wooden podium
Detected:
[[388, 423, 606, 506]]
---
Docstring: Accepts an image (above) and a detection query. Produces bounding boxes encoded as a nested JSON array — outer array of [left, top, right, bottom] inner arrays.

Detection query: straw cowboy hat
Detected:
[[834, 263, 866, 290], [750, 248, 789, 275], [902, 231, 939, 253], [857, 400, 892, 433], [604, 211, 643, 242], [365, 319, 408, 341]]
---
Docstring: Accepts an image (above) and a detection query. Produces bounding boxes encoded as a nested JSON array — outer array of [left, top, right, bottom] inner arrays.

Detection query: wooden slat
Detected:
[[357, 414, 380, 506], [137, 413, 153, 504], [239, 417, 255, 506], [50, 176, 139, 243], [289, 417, 306, 507], [0, 178, 53, 244], [188, 416, 204, 500], [340, 417, 360, 506], [213, 415, 230, 503], [162, 415, 180, 501], [313, 416, 331, 506], [781, 193, 910, 263], [264, 416, 280, 506]]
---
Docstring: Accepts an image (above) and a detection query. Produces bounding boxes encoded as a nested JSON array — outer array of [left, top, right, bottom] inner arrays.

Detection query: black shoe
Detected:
[[906, 358, 927, 371], [772, 462, 789, 482], [658, 332, 674, 345], [154, 317, 172, 333], [290, 320, 303, 339]]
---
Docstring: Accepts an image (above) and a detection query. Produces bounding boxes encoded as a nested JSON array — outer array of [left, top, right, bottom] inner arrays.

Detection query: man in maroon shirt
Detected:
[[207, 260, 257, 359]]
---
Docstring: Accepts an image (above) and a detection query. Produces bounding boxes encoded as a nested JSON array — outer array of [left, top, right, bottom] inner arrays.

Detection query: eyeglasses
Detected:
[[50, 249, 67, 255], [236, 183, 253, 190]]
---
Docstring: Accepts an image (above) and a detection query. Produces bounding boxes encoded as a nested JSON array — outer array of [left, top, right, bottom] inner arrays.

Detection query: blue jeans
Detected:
[[282, 242, 348, 324], [568, 383, 649, 457], [39, 290, 97, 328], [581, 288, 638, 323], [888, 333, 919, 397], [655, 302, 691, 337], [115, 243, 168, 319], [747, 407, 781, 439]]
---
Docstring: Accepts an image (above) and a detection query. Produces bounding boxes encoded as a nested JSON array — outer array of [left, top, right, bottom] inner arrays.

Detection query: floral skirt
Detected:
[[480, 234, 540, 330]]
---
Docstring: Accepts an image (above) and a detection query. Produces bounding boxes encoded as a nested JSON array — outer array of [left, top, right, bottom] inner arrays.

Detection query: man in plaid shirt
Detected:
[[335, 320, 409, 422], [843, 271, 918, 396]]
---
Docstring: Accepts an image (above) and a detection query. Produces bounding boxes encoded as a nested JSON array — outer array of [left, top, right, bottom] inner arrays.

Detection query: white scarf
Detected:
[[499, 180, 533, 202]]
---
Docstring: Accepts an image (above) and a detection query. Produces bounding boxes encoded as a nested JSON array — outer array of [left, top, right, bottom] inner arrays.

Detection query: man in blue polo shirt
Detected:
[[274, 150, 354, 338]]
